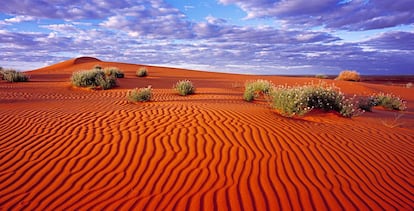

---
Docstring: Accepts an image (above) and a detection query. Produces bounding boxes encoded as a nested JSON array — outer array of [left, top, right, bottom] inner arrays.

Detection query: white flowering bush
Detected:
[[374, 93, 406, 111], [243, 79, 274, 101], [270, 82, 360, 117]]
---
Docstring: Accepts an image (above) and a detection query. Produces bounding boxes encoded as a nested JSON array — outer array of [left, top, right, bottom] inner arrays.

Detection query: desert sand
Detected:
[[1, 57, 413, 210]]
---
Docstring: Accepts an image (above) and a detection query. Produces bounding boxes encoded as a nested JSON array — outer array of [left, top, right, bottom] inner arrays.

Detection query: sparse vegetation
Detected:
[[71, 69, 117, 90], [270, 82, 360, 117], [93, 64, 102, 70], [104, 67, 124, 78], [1, 69, 29, 82], [381, 113, 405, 128], [174, 80, 195, 96], [374, 93, 406, 111], [315, 74, 328, 79], [136, 67, 148, 77], [127, 86, 153, 102], [335, 70, 361, 82], [243, 80, 273, 102]]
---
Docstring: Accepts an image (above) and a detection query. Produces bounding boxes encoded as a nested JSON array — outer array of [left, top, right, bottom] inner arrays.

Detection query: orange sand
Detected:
[[1, 58, 413, 210]]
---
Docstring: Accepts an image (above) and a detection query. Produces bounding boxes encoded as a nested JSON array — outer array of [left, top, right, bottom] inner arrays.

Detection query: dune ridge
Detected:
[[1, 58, 414, 210]]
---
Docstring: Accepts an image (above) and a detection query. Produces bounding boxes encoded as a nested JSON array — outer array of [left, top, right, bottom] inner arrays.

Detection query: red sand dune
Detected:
[[1, 58, 413, 210]]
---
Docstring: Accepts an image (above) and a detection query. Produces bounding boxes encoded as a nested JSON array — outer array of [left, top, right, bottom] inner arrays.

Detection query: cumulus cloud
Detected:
[[219, 0, 414, 30], [0, 0, 131, 19], [100, 2, 193, 39]]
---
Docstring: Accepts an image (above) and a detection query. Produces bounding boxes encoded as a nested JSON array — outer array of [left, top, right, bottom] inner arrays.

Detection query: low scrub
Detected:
[[71, 69, 117, 90], [270, 83, 360, 117], [174, 80, 195, 96], [104, 67, 124, 78], [335, 70, 361, 82], [356, 93, 407, 111], [1, 69, 29, 82], [374, 93, 406, 111], [127, 86, 153, 102], [315, 74, 328, 79], [243, 79, 273, 102], [136, 67, 148, 77]]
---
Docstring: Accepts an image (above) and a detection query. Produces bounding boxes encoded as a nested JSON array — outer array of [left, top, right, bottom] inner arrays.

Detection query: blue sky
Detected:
[[0, 0, 413, 75]]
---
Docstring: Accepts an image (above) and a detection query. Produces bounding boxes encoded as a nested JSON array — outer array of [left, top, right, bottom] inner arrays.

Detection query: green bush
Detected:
[[356, 96, 377, 112], [374, 93, 406, 111], [104, 67, 124, 78], [243, 80, 273, 102], [270, 83, 360, 117], [174, 80, 195, 96], [136, 67, 148, 77], [71, 69, 117, 90], [127, 86, 152, 102], [1, 69, 29, 82]]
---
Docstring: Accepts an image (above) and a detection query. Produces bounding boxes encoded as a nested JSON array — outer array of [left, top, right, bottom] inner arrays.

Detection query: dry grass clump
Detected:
[[127, 86, 153, 102], [1, 69, 29, 82], [335, 70, 361, 82], [174, 80, 195, 96], [270, 82, 360, 117], [71, 69, 117, 90], [243, 80, 274, 102], [104, 67, 124, 78], [136, 67, 148, 77]]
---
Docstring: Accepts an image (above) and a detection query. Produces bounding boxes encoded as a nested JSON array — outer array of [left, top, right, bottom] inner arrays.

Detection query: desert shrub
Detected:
[[335, 70, 361, 82], [406, 82, 413, 88], [271, 83, 360, 117], [174, 80, 195, 96], [104, 67, 124, 78], [374, 93, 406, 111], [136, 67, 148, 77], [127, 86, 153, 102], [315, 74, 328, 79], [1, 69, 29, 82], [356, 96, 377, 112], [71, 69, 117, 90], [243, 79, 273, 102], [93, 64, 102, 70]]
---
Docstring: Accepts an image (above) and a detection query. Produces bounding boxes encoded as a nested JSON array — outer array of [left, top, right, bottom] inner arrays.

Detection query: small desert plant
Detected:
[[93, 64, 102, 70], [174, 80, 195, 96], [381, 113, 405, 128], [374, 93, 406, 111], [406, 82, 413, 88], [1, 69, 29, 82], [104, 67, 124, 78], [127, 86, 153, 102], [335, 70, 361, 82], [136, 67, 148, 77], [243, 79, 274, 102], [315, 74, 328, 79], [71, 69, 117, 90], [356, 96, 377, 112], [270, 82, 360, 117]]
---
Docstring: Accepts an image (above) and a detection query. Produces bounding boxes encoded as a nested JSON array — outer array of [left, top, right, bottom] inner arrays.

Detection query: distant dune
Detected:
[[1, 57, 413, 210]]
